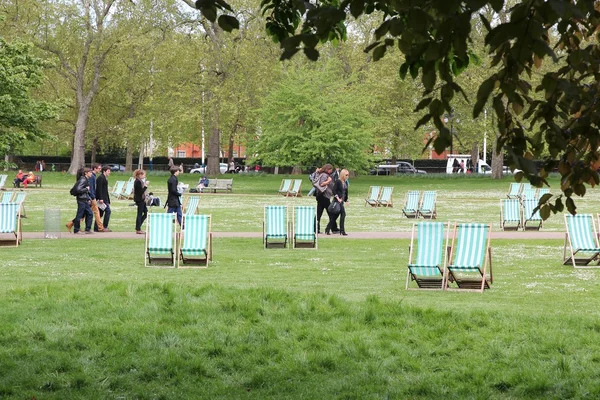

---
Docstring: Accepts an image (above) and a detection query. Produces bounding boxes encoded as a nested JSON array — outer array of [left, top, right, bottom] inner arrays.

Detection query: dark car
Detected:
[[107, 164, 126, 172]]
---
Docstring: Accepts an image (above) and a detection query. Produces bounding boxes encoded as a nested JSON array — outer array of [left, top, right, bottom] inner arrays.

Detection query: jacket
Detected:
[[167, 174, 181, 207], [73, 176, 91, 202], [88, 173, 97, 200], [332, 179, 348, 202], [96, 174, 110, 204], [133, 178, 147, 203]]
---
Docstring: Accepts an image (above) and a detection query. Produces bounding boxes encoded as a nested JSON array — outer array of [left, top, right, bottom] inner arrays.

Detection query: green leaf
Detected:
[[414, 98, 432, 112], [540, 204, 551, 220], [201, 6, 217, 22], [566, 197, 576, 214], [373, 46, 386, 62], [422, 66, 436, 91], [473, 78, 495, 118], [349, 0, 364, 19], [303, 47, 320, 61], [539, 193, 553, 204], [217, 15, 240, 32]]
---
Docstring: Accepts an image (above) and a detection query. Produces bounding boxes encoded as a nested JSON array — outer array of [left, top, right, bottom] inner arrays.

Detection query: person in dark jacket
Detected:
[[67, 168, 94, 234], [133, 169, 148, 234], [89, 164, 105, 232], [167, 167, 183, 225], [325, 168, 349, 235], [95, 166, 112, 232], [312, 164, 338, 234]]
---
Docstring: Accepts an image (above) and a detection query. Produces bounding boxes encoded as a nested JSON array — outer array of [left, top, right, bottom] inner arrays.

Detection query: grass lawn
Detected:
[[2, 172, 600, 398]]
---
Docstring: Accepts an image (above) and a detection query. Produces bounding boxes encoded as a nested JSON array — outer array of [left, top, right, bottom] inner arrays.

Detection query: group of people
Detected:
[[13, 170, 37, 188], [311, 164, 350, 236], [66, 165, 112, 234]]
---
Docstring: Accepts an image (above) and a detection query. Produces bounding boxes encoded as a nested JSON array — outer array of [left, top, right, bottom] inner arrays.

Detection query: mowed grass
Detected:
[[3, 173, 600, 398]]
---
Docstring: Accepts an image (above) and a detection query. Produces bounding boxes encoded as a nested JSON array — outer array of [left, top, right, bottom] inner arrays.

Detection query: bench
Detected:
[[14, 175, 42, 188], [207, 178, 233, 193]]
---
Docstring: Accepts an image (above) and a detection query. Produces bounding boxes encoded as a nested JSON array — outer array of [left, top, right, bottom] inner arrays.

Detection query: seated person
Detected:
[[22, 171, 35, 188], [197, 176, 209, 193], [13, 170, 24, 186]]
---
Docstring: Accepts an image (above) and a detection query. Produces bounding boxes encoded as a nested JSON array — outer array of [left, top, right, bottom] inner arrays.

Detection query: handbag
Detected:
[[328, 200, 341, 216]]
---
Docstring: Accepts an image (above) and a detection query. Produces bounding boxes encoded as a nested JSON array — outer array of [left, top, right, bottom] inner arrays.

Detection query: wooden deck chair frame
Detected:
[[145, 212, 177, 268], [418, 191, 437, 219], [507, 183, 522, 199], [12, 192, 26, 218], [0, 174, 7, 190], [443, 223, 493, 293], [406, 222, 449, 290], [500, 199, 522, 231], [287, 179, 303, 197], [178, 214, 212, 268], [563, 214, 600, 268], [364, 186, 381, 207], [264, 205, 288, 248], [293, 206, 317, 249], [523, 199, 542, 230], [378, 186, 394, 207], [110, 181, 126, 199], [183, 195, 201, 215], [0, 203, 22, 247], [278, 179, 292, 196], [1, 191, 14, 204], [402, 190, 420, 218]]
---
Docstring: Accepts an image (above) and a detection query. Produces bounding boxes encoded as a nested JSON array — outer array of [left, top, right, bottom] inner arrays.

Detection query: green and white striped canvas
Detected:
[[288, 179, 302, 196], [0, 174, 7, 189], [450, 223, 489, 271], [523, 199, 541, 221], [419, 191, 436, 214], [148, 213, 175, 254], [507, 183, 521, 198], [278, 179, 292, 193], [365, 186, 381, 205], [122, 179, 134, 198], [408, 222, 445, 277], [1, 192, 14, 204], [378, 187, 394, 206], [520, 188, 536, 201], [403, 190, 420, 213], [12, 192, 26, 205], [295, 206, 316, 241], [566, 214, 600, 252], [111, 181, 125, 197], [536, 188, 550, 200], [265, 206, 287, 239], [0, 203, 19, 233], [185, 196, 201, 215], [502, 199, 522, 223], [181, 214, 210, 256]]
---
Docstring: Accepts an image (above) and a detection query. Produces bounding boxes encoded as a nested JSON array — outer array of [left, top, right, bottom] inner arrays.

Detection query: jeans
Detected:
[[98, 203, 111, 230], [167, 206, 182, 225], [73, 200, 93, 233], [135, 201, 148, 231]]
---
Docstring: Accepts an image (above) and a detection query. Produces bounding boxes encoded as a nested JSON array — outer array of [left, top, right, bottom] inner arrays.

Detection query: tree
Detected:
[[0, 37, 56, 166]]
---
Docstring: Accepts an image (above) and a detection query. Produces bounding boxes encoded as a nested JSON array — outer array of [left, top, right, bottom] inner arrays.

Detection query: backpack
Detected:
[[69, 183, 78, 196]]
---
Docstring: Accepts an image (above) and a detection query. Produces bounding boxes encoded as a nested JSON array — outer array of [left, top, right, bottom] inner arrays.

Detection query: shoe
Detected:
[[332, 229, 340, 233], [325, 229, 331, 235], [103, 228, 112, 232], [317, 230, 321, 234], [65, 222, 73, 233], [73, 231, 80, 235], [84, 231, 93, 234], [340, 231, 348, 236], [136, 230, 144, 234]]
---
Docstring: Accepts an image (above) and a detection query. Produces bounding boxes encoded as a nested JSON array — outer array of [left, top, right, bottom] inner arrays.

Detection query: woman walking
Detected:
[[133, 169, 148, 234], [313, 164, 337, 234], [326, 168, 349, 235]]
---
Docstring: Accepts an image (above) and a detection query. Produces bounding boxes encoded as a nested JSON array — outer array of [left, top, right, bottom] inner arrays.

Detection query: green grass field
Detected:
[[2, 172, 600, 398]]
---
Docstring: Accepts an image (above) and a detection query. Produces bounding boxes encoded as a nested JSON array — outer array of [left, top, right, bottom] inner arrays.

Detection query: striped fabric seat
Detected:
[[445, 223, 492, 292], [364, 186, 381, 207], [501, 199, 522, 231], [0, 174, 7, 189], [121, 179, 135, 199], [287, 179, 302, 197], [1, 192, 14, 204], [507, 183, 522, 199], [536, 188, 550, 200], [378, 186, 394, 207], [0, 202, 21, 246], [179, 214, 211, 267], [110, 181, 125, 198], [12, 192, 26, 218], [564, 214, 600, 268], [293, 206, 317, 248], [185, 196, 201, 215], [523, 199, 542, 230], [520, 188, 536, 201], [264, 206, 288, 248], [145, 212, 176, 267], [406, 222, 448, 290], [402, 190, 420, 218], [278, 179, 292, 195], [418, 191, 437, 219]]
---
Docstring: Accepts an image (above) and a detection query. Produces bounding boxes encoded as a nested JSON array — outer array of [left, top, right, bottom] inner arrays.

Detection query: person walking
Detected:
[[313, 164, 338, 234], [88, 164, 105, 232], [133, 169, 148, 234], [67, 168, 94, 234], [167, 166, 183, 225], [95, 166, 112, 232], [326, 169, 349, 236]]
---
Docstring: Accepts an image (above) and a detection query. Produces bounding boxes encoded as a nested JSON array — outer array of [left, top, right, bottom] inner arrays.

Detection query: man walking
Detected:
[[95, 166, 112, 232], [88, 164, 105, 232], [167, 166, 182, 225]]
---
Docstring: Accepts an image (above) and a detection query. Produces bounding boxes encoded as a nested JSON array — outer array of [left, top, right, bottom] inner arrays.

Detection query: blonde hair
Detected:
[[340, 169, 349, 180]]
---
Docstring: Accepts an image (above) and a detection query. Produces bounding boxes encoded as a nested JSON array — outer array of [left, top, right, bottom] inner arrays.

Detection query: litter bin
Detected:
[[44, 208, 61, 239]]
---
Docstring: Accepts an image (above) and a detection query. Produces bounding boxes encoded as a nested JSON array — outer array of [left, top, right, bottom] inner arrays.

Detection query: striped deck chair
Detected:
[[287, 179, 302, 197], [184, 195, 201, 215], [500, 199, 522, 231], [12, 192, 26, 218], [563, 214, 600, 268], [520, 188, 537, 202], [120, 178, 135, 200], [418, 191, 437, 219], [178, 214, 212, 267], [402, 190, 420, 218], [145, 212, 177, 267], [507, 183, 522, 199], [444, 223, 493, 292], [0, 174, 7, 190], [264, 205, 288, 248], [536, 188, 550, 200], [293, 206, 317, 249], [1, 191, 14, 204], [377, 186, 394, 207], [364, 186, 381, 207], [110, 181, 126, 198], [0, 203, 21, 247], [406, 222, 449, 290], [523, 199, 542, 230], [278, 179, 292, 196]]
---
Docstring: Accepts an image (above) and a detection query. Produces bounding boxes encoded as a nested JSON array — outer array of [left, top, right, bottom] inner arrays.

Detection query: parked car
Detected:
[[370, 162, 427, 175], [107, 164, 126, 172], [190, 163, 228, 174]]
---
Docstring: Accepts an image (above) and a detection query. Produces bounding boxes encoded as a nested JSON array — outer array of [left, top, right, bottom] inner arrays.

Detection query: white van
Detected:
[[446, 155, 510, 174]]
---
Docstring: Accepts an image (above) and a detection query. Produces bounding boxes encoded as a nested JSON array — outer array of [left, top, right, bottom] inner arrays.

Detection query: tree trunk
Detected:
[[126, 143, 134, 172], [292, 166, 302, 174], [471, 143, 479, 173], [491, 137, 503, 179], [207, 124, 221, 175], [69, 102, 90, 174], [138, 142, 145, 170], [91, 135, 98, 166], [228, 133, 234, 164]]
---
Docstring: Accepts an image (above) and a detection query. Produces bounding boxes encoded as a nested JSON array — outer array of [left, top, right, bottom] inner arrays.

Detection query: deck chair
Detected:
[[402, 190, 420, 218], [500, 199, 522, 231], [406, 222, 449, 290], [145, 212, 177, 267], [12, 192, 26, 218], [377, 186, 394, 207], [563, 214, 600, 268], [184, 195, 201, 215], [536, 188, 550, 200], [121, 178, 135, 200], [523, 199, 542, 230], [278, 179, 292, 196], [287, 179, 302, 197], [520, 188, 537, 202], [1, 191, 14, 204], [0, 174, 7, 190], [507, 183, 522, 199], [178, 214, 212, 267], [110, 181, 126, 198], [293, 206, 317, 249], [364, 186, 381, 207], [0, 203, 21, 247], [444, 223, 493, 292], [264, 205, 288, 248], [418, 191, 437, 219]]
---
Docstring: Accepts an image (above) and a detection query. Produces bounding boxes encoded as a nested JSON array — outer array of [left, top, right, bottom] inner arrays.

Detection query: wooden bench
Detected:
[[207, 178, 233, 193]]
